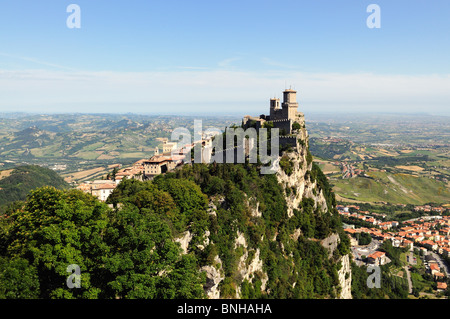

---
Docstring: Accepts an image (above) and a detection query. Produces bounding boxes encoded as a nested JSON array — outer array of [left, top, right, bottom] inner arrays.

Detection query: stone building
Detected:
[[242, 88, 305, 136], [77, 180, 117, 202], [143, 154, 184, 179], [367, 251, 387, 266]]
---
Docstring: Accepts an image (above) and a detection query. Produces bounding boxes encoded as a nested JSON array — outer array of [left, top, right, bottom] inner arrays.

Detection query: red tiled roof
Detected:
[[97, 184, 116, 190], [437, 282, 447, 290], [368, 251, 386, 259], [430, 264, 440, 271]]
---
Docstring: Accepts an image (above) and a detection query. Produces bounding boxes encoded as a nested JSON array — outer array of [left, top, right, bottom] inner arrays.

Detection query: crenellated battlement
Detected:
[[242, 88, 303, 136]]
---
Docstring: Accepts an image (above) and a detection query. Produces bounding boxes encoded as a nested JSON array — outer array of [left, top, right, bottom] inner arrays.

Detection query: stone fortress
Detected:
[[242, 88, 305, 136], [78, 88, 308, 201]]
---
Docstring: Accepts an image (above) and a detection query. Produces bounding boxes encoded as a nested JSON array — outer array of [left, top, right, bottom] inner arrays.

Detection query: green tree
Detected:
[[279, 155, 293, 176], [0, 257, 40, 299], [154, 178, 208, 219], [0, 165, 69, 212], [3, 187, 110, 298], [1, 185, 207, 299], [292, 122, 301, 131], [358, 232, 372, 246], [102, 204, 205, 299], [203, 176, 226, 195], [107, 178, 149, 206]]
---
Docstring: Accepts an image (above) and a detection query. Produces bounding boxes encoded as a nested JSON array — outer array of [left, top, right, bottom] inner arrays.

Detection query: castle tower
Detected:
[[282, 89, 299, 120], [269, 98, 280, 120]]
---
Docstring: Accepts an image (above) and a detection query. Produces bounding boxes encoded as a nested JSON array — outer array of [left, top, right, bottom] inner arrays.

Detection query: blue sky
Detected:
[[0, 0, 449, 115]]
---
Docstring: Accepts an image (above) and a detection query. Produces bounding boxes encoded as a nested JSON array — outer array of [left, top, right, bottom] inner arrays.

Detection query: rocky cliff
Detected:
[[173, 114, 352, 299], [275, 118, 352, 299]]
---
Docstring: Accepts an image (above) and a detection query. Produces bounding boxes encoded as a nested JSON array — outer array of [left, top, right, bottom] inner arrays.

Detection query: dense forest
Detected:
[[0, 147, 423, 299], [0, 158, 351, 299], [0, 165, 69, 212]]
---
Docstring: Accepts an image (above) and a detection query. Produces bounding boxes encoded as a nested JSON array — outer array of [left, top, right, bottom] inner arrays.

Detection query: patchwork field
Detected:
[[62, 166, 110, 183], [395, 165, 424, 172], [0, 169, 13, 181], [314, 159, 340, 175], [0, 113, 241, 181], [307, 113, 450, 206]]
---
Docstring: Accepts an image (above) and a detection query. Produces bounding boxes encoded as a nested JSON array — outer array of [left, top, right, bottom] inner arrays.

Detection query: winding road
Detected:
[[403, 265, 413, 294]]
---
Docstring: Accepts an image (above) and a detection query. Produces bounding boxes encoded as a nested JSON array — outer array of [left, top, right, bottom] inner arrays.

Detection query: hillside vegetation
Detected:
[[333, 171, 450, 205], [0, 165, 69, 212], [0, 159, 350, 299]]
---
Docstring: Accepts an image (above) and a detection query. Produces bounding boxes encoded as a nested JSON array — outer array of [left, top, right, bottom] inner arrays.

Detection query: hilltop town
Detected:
[[77, 88, 307, 202], [0, 87, 357, 301], [76, 137, 196, 201], [340, 204, 450, 296], [1, 90, 449, 300]]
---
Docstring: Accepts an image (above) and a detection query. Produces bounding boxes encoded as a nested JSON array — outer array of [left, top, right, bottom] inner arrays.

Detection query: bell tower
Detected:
[[269, 97, 280, 120]]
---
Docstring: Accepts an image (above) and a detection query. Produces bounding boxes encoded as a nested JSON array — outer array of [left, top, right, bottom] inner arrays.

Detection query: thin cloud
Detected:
[[174, 66, 211, 70], [0, 52, 78, 71], [0, 68, 449, 115], [260, 57, 301, 70], [218, 57, 242, 68]]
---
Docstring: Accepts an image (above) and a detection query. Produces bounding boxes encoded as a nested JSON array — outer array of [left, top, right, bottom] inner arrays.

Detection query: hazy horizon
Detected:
[[1, 1, 449, 115], [1, 110, 449, 117]]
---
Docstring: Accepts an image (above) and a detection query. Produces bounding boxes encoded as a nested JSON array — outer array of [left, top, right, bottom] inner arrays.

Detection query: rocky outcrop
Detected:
[[200, 231, 269, 299], [275, 119, 352, 299], [234, 232, 268, 298], [175, 231, 193, 255], [276, 125, 328, 217], [321, 233, 341, 259], [185, 114, 353, 299], [338, 254, 352, 299], [320, 232, 352, 299], [201, 255, 224, 299], [247, 196, 262, 218]]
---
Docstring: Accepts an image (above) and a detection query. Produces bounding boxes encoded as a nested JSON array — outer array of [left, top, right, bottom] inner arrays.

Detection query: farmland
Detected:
[[307, 113, 450, 206], [0, 113, 241, 183]]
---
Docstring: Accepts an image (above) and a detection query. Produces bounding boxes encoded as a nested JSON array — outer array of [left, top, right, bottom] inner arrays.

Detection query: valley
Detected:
[[0, 113, 241, 184], [307, 113, 450, 206]]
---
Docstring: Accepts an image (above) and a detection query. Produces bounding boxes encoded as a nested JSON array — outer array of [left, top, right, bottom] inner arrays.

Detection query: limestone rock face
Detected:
[[275, 124, 328, 217], [177, 114, 353, 299], [234, 232, 268, 298], [274, 121, 352, 299], [321, 233, 341, 259], [320, 232, 353, 299], [199, 231, 270, 299], [201, 255, 225, 299], [175, 231, 193, 255], [338, 254, 353, 299]]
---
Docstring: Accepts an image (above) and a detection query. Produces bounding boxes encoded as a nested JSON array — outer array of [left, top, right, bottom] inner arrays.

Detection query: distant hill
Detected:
[[0, 165, 69, 211], [0, 114, 240, 173], [332, 171, 450, 205], [0, 122, 355, 299]]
